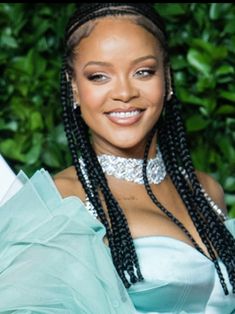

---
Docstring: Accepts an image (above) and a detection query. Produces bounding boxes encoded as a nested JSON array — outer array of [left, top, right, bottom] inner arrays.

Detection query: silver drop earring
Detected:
[[167, 89, 174, 101], [73, 102, 79, 110]]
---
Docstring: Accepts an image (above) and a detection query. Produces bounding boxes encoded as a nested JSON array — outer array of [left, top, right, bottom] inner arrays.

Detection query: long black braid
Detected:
[[146, 96, 235, 295], [159, 94, 235, 293], [60, 3, 235, 294], [61, 57, 143, 287]]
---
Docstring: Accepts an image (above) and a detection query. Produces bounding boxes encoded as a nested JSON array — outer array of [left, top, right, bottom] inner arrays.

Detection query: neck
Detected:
[[92, 134, 158, 159]]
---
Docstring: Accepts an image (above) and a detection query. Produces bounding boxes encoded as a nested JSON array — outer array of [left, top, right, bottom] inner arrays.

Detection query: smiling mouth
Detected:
[[107, 109, 143, 118], [105, 108, 145, 126]]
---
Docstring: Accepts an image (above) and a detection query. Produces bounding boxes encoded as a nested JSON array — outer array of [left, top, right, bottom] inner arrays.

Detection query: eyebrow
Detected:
[[83, 55, 158, 70]]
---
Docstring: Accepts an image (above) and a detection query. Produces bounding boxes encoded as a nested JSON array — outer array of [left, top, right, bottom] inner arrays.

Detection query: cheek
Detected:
[[77, 82, 107, 112], [142, 79, 165, 108]]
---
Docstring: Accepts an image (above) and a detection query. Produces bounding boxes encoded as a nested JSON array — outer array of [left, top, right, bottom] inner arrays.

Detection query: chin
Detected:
[[111, 137, 149, 156]]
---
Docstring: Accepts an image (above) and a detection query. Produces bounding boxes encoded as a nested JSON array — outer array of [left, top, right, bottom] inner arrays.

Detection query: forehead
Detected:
[[74, 17, 162, 61]]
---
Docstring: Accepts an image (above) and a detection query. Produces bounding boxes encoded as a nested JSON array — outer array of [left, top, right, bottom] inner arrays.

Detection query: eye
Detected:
[[87, 73, 109, 82], [134, 68, 156, 78]]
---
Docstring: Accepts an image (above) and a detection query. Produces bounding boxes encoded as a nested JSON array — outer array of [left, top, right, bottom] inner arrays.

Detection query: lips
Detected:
[[105, 108, 145, 126]]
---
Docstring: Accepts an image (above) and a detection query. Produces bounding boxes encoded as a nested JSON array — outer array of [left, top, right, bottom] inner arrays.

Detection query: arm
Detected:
[[196, 170, 227, 216]]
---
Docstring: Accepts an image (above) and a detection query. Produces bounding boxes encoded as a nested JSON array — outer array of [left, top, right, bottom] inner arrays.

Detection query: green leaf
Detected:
[[215, 64, 234, 77], [211, 47, 228, 61], [0, 34, 18, 48], [154, 4, 187, 17], [0, 119, 18, 131], [11, 97, 30, 120], [29, 112, 43, 131], [49, 124, 68, 146], [224, 19, 235, 34], [11, 49, 46, 77], [225, 194, 235, 206], [187, 49, 211, 77], [200, 97, 217, 115], [24, 133, 43, 164], [219, 91, 235, 102], [209, 4, 222, 20], [186, 115, 209, 132], [191, 39, 214, 54], [11, 55, 33, 76], [191, 145, 209, 170], [217, 137, 235, 161], [177, 89, 206, 107], [42, 144, 63, 168], [171, 55, 187, 70], [195, 76, 216, 93], [0, 138, 25, 161], [216, 105, 235, 115], [224, 177, 235, 192], [30, 50, 47, 77]]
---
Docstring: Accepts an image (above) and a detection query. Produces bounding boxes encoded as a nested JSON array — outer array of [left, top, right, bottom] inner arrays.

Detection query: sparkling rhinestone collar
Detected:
[[95, 146, 166, 184], [79, 149, 227, 221]]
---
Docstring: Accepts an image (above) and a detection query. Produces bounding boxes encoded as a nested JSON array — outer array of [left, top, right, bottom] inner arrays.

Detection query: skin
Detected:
[[54, 17, 226, 257]]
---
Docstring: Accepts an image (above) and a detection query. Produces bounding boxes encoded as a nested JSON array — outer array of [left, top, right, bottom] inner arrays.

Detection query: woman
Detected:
[[0, 3, 234, 313]]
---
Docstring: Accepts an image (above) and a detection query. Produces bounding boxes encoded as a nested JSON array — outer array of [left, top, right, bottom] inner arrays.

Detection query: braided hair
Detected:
[[60, 3, 235, 294]]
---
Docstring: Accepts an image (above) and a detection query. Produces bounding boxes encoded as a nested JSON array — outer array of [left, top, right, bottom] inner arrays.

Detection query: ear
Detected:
[[165, 66, 173, 101], [71, 79, 80, 104]]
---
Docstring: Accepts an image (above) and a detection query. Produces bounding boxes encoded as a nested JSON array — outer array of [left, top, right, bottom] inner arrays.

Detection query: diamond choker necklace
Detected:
[[96, 146, 167, 185]]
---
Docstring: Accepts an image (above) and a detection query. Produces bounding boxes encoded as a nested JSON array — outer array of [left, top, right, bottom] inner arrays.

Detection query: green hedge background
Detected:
[[0, 4, 234, 216]]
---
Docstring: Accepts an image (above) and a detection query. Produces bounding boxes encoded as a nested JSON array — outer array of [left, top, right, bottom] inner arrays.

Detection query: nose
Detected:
[[111, 76, 139, 103]]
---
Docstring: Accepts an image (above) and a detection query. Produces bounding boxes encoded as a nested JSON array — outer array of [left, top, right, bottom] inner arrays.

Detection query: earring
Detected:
[[167, 89, 174, 101], [73, 102, 79, 109]]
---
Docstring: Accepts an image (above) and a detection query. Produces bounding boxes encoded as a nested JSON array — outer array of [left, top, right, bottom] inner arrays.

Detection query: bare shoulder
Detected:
[[53, 166, 85, 201], [195, 170, 227, 214]]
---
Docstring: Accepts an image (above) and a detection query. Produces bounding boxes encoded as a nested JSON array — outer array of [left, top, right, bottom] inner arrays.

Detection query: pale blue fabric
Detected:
[[0, 168, 234, 313], [128, 221, 235, 313], [0, 169, 136, 313]]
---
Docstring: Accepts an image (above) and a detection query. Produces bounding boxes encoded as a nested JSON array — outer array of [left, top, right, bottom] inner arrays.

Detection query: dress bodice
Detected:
[[128, 220, 235, 313]]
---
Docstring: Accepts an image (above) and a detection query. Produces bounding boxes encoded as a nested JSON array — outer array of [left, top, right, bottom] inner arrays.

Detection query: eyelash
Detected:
[[135, 69, 156, 78], [87, 73, 107, 82], [87, 68, 156, 82]]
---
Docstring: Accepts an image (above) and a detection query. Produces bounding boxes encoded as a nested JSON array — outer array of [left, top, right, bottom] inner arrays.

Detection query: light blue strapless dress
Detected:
[[128, 229, 235, 313], [0, 169, 234, 313]]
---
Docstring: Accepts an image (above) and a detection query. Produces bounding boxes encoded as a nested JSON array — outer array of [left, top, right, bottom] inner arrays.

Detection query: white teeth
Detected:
[[108, 110, 140, 118]]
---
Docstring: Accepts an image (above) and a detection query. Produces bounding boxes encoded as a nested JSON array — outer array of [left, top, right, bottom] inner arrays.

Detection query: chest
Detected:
[[107, 176, 210, 254]]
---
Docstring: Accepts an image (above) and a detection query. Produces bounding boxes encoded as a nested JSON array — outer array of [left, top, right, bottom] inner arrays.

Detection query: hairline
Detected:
[[66, 14, 168, 73]]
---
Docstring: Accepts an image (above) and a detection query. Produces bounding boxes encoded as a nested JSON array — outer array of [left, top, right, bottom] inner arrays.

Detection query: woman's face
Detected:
[[72, 17, 166, 157]]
